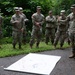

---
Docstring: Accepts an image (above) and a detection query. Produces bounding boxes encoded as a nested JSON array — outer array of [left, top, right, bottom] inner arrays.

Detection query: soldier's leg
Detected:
[[51, 29, 55, 45], [67, 38, 71, 45], [18, 32, 23, 49], [36, 30, 42, 48], [22, 30, 26, 44], [67, 32, 71, 45], [66, 32, 71, 45], [29, 29, 35, 48], [12, 31, 17, 49], [69, 33, 75, 58], [53, 30, 60, 48], [45, 29, 49, 45], [60, 32, 66, 48], [69, 41, 75, 58]]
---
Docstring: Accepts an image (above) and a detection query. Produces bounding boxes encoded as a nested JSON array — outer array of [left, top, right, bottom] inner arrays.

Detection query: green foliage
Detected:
[[3, 16, 12, 37], [0, 37, 12, 44], [29, 0, 53, 15], [52, 0, 75, 15], [0, 0, 15, 16]]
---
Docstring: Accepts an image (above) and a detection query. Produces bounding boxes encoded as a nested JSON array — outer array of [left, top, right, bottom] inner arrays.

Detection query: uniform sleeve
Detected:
[[46, 16, 56, 23], [46, 16, 51, 23], [24, 14, 27, 19], [10, 16, 16, 25], [57, 17, 62, 26], [52, 16, 56, 22], [58, 16, 69, 23], [24, 14, 29, 22], [22, 17, 26, 29], [31, 14, 36, 25], [39, 15, 44, 25]]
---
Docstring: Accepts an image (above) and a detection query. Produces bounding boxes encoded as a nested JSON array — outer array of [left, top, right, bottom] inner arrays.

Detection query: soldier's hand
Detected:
[[35, 22, 41, 28], [15, 21, 20, 25], [57, 16, 61, 21], [24, 19, 29, 22]]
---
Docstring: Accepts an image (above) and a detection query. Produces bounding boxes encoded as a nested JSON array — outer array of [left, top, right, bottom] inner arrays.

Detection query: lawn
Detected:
[[0, 42, 70, 58]]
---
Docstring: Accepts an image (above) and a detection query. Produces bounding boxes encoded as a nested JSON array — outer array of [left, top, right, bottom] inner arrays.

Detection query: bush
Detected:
[[0, 37, 12, 44], [3, 16, 12, 37]]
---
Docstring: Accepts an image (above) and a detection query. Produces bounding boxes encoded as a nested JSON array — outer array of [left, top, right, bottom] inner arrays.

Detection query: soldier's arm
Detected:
[[31, 14, 40, 27], [39, 15, 45, 25], [46, 16, 51, 23], [57, 17, 62, 26], [31, 14, 36, 25], [52, 16, 56, 22], [57, 16, 67, 26], [20, 17, 25, 32], [24, 14, 29, 22], [58, 16, 70, 23], [10, 16, 18, 25], [46, 16, 55, 23], [22, 17, 25, 30]]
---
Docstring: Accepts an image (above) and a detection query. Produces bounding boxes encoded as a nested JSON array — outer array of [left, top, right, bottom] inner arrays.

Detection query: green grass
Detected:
[[0, 42, 70, 58]]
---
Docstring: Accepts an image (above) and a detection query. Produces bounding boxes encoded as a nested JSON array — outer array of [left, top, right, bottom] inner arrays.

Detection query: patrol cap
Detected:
[[37, 6, 41, 9], [71, 4, 75, 8], [14, 7, 19, 11], [70, 6, 74, 9], [49, 10, 52, 14], [60, 10, 65, 13], [19, 7, 23, 11]]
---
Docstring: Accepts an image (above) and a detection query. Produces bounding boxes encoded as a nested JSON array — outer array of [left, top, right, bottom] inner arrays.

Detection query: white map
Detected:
[[4, 53, 61, 75]]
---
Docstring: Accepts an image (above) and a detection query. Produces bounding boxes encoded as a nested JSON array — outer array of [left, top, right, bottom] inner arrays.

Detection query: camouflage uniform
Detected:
[[19, 7, 29, 44], [10, 7, 25, 49], [54, 10, 68, 48], [30, 6, 44, 48], [45, 11, 56, 45], [67, 12, 75, 57], [59, 5, 75, 58]]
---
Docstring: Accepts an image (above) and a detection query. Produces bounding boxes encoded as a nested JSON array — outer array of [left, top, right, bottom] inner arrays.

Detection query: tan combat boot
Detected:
[[69, 52, 75, 58]]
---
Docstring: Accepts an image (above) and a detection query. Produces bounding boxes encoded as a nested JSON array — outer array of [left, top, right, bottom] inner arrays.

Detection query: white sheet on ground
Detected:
[[4, 53, 61, 75]]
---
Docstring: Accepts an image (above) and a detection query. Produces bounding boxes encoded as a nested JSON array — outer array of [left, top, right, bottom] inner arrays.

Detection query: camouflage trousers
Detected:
[[22, 30, 26, 44], [12, 31, 23, 46], [54, 30, 67, 47], [30, 28, 42, 46], [45, 28, 55, 44], [69, 31, 75, 53]]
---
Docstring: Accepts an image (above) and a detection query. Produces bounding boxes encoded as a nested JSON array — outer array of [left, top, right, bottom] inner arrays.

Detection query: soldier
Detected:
[[10, 7, 25, 49], [45, 10, 56, 45], [19, 7, 29, 44], [67, 5, 75, 58], [53, 10, 68, 49], [0, 9, 3, 48], [59, 4, 75, 58], [29, 6, 44, 48]]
